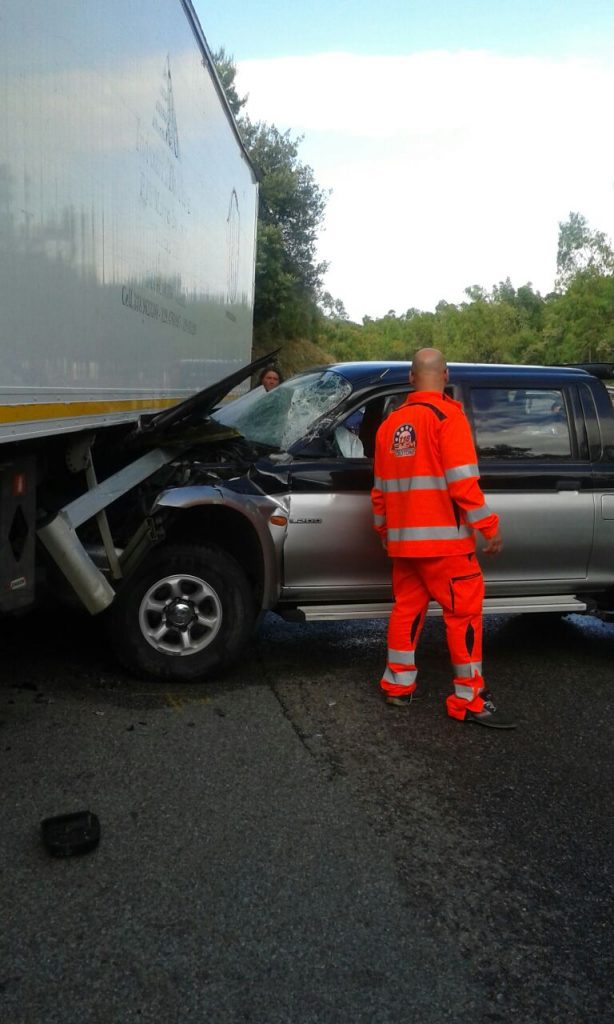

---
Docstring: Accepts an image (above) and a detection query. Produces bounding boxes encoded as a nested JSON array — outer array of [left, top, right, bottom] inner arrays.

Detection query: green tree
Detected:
[[319, 291, 349, 320], [242, 119, 329, 330], [515, 284, 545, 332], [556, 212, 614, 290], [211, 47, 248, 119], [320, 276, 550, 366], [213, 51, 330, 347], [543, 274, 614, 363]]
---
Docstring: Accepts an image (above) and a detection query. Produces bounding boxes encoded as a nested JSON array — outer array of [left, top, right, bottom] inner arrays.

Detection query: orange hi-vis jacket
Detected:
[[371, 390, 499, 557]]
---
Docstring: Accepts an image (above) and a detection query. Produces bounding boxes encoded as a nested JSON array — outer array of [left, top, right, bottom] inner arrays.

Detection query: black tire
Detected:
[[108, 543, 254, 681]]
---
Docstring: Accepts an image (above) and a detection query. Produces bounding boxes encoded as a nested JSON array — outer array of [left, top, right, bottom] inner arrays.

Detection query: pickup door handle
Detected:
[[556, 480, 582, 490]]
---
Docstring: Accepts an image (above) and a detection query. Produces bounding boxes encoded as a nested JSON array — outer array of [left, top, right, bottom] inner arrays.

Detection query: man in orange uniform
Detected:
[[371, 348, 516, 729]]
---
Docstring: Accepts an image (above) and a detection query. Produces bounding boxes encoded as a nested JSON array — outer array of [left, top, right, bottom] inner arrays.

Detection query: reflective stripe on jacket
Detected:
[[371, 390, 499, 557]]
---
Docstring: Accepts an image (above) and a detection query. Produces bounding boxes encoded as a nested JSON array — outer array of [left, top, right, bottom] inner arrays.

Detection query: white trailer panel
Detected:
[[0, 0, 258, 441]]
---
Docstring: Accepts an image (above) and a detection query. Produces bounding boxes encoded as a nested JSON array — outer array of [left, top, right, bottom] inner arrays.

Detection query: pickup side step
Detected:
[[280, 594, 590, 623]]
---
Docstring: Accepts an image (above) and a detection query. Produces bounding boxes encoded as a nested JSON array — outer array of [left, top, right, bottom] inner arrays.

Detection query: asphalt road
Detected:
[[1, 609, 613, 1023]]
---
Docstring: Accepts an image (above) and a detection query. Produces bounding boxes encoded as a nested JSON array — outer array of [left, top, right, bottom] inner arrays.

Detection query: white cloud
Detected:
[[236, 51, 614, 320]]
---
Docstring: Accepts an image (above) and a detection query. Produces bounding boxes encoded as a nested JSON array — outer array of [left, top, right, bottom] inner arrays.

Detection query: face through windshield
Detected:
[[213, 370, 352, 450]]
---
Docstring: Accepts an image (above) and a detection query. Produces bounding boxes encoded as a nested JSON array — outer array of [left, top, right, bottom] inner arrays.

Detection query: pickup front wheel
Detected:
[[109, 543, 254, 681]]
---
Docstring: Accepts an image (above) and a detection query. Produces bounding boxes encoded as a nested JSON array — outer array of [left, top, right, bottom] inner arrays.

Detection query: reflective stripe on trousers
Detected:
[[382, 648, 418, 690], [379, 554, 487, 717]]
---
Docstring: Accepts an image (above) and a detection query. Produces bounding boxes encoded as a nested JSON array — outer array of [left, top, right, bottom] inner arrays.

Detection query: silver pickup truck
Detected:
[[81, 358, 614, 681]]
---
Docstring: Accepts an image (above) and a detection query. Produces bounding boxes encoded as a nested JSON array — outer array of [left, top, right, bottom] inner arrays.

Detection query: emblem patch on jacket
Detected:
[[391, 423, 416, 457]]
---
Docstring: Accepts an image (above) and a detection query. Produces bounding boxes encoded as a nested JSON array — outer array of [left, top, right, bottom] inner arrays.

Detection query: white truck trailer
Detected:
[[0, 0, 259, 667]]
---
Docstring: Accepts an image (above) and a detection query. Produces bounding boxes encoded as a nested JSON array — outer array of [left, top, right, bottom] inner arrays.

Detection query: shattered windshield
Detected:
[[212, 370, 352, 449]]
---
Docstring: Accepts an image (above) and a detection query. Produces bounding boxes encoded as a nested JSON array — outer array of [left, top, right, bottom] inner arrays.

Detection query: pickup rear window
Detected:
[[469, 387, 572, 459]]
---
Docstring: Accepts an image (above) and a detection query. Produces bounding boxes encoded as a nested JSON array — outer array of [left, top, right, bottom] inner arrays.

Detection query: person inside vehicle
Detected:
[[371, 347, 516, 729], [258, 366, 283, 392]]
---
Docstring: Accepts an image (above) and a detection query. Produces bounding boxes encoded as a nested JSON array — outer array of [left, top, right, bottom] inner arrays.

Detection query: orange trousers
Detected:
[[380, 554, 487, 719]]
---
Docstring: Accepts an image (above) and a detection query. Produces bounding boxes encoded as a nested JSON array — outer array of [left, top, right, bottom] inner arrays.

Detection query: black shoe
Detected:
[[464, 692, 517, 729], [384, 687, 424, 707]]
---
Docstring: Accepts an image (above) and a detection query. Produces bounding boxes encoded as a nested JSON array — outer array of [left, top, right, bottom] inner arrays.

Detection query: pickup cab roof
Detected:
[[319, 360, 603, 392]]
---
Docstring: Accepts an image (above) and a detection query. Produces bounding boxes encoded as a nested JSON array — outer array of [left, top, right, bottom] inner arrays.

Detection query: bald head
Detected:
[[410, 348, 448, 393]]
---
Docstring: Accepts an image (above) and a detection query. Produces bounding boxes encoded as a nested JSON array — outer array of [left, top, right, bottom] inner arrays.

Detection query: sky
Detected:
[[194, 1, 614, 322]]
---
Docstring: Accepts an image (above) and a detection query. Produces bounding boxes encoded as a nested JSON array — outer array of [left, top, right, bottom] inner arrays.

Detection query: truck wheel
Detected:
[[109, 543, 254, 681]]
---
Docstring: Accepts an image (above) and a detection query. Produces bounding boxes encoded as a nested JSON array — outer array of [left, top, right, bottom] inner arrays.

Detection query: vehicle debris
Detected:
[[41, 811, 101, 857]]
